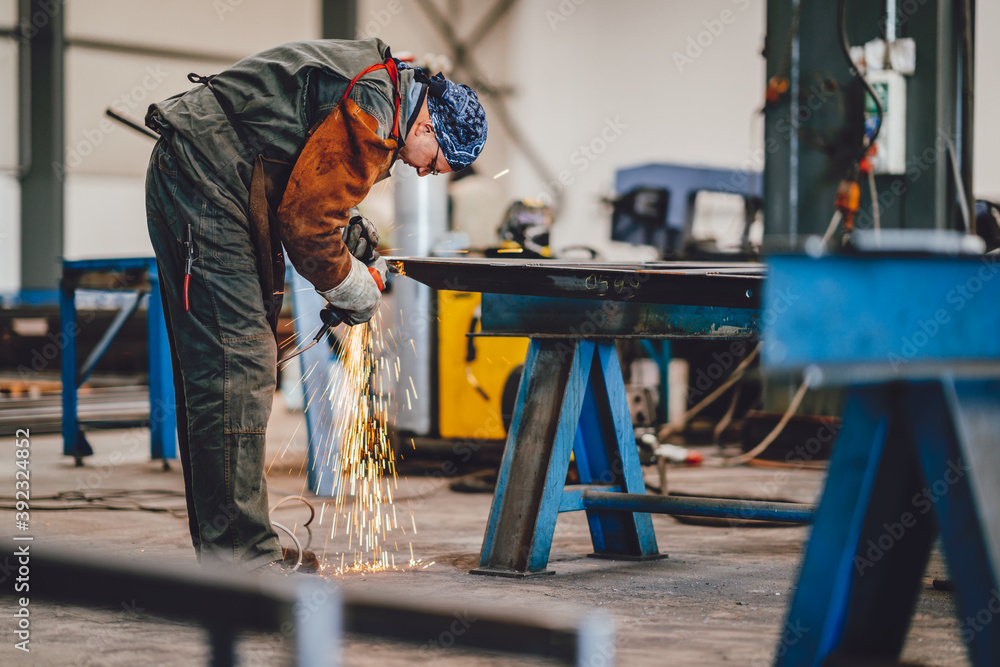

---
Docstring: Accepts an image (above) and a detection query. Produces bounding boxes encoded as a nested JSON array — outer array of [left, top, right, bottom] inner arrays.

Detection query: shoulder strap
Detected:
[[187, 72, 258, 156], [339, 58, 401, 139]]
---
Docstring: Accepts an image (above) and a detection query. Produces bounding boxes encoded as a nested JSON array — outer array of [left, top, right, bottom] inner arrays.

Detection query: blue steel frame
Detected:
[[60, 257, 176, 463], [472, 339, 662, 576], [470, 293, 769, 576], [764, 254, 1000, 667]]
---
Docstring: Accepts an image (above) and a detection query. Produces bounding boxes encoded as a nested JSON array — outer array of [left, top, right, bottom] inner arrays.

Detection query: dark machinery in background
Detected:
[[610, 163, 763, 260], [610, 0, 984, 467]]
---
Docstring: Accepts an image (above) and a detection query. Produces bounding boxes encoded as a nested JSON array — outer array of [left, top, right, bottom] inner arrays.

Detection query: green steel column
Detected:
[[763, 0, 970, 240], [19, 0, 65, 292], [322, 0, 357, 40]]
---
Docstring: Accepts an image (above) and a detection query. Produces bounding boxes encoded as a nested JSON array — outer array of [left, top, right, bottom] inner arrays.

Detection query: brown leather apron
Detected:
[[190, 58, 402, 338]]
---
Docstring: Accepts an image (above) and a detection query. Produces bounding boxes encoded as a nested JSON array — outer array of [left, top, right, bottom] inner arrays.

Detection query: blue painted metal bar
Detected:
[[146, 263, 175, 461], [587, 343, 660, 557], [59, 257, 175, 461], [907, 379, 1000, 667], [59, 276, 79, 458], [558, 485, 622, 513], [481, 293, 758, 339], [764, 254, 1000, 377], [525, 340, 596, 572], [289, 267, 338, 497], [63, 257, 160, 272], [775, 386, 892, 666], [77, 289, 146, 387], [639, 339, 670, 424], [581, 492, 814, 524], [476, 338, 541, 567]]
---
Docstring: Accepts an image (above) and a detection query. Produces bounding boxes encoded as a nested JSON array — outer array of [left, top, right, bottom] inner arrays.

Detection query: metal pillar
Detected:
[[388, 167, 447, 437], [763, 0, 972, 242], [289, 267, 339, 497], [322, 0, 357, 39], [19, 0, 65, 291]]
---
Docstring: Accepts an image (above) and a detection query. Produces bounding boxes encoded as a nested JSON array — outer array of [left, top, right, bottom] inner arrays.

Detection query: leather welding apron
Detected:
[[191, 58, 401, 337]]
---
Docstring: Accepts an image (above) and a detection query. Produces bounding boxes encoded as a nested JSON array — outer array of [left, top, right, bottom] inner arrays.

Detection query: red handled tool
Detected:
[[183, 222, 195, 312]]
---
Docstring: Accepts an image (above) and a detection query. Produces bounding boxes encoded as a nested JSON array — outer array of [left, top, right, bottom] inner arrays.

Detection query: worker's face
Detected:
[[400, 116, 451, 177]]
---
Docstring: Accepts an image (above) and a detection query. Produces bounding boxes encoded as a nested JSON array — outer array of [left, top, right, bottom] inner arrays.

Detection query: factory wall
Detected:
[[0, 1, 998, 292], [359, 0, 1000, 257], [0, 1, 18, 291], [0, 0, 322, 292]]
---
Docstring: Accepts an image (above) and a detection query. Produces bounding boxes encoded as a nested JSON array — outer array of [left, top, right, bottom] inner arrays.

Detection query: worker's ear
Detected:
[[417, 117, 435, 138]]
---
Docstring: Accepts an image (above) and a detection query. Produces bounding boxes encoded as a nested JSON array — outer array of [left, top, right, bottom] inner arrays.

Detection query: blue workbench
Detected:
[[469, 290, 775, 577], [763, 250, 1000, 667], [60, 257, 176, 465]]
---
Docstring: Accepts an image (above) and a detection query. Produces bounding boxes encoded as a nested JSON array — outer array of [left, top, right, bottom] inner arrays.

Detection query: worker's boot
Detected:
[[277, 547, 321, 573]]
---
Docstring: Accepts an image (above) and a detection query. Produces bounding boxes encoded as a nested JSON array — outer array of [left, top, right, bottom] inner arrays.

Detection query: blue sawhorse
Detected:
[[471, 338, 663, 576], [467, 291, 795, 577], [60, 257, 176, 466], [764, 250, 1000, 666]]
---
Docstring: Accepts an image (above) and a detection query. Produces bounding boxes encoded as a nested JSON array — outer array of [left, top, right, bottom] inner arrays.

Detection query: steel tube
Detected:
[[582, 491, 814, 523]]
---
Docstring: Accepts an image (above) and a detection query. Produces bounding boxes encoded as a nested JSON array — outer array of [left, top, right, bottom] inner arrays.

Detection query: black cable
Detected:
[[0, 490, 188, 519], [836, 0, 883, 154]]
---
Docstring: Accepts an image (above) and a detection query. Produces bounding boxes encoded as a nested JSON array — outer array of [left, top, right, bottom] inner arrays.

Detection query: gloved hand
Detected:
[[344, 215, 380, 263], [367, 252, 389, 290], [317, 255, 382, 325]]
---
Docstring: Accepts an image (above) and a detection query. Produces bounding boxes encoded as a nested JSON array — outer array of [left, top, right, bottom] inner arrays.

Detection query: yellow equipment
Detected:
[[437, 290, 529, 440]]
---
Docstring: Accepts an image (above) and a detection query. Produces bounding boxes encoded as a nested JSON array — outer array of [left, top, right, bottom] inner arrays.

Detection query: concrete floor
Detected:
[[0, 393, 971, 666]]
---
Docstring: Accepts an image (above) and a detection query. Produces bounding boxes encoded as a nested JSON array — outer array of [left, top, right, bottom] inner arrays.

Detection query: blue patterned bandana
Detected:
[[414, 70, 487, 171]]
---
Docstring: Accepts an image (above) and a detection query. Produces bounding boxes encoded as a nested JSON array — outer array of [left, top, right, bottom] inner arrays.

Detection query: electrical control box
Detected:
[[865, 69, 907, 175]]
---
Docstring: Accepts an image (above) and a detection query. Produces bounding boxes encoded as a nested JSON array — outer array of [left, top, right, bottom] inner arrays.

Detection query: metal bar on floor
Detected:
[[24, 550, 341, 667], [76, 289, 147, 387], [581, 491, 815, 524], [343, 590, 614, 666]]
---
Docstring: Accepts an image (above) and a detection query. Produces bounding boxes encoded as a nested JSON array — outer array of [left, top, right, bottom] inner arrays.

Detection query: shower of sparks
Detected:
[[493, 168, 510, 179], [312, 312, 427, 576]]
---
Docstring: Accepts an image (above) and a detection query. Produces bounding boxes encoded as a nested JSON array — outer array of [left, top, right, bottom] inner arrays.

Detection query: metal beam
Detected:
[[481, 293, 759, 339], [19, 0, 64, 291], [322, 0, 357, 40], [23, 549, 341, 667], [390, 257, 764, 309], [581, 491, 814, 524]]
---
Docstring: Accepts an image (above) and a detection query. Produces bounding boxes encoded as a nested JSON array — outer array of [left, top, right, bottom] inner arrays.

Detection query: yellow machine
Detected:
[[437, 290, 529, 440]]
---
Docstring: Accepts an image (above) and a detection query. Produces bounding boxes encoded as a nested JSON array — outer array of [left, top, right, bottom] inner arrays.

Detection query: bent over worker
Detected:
[[143, 38, 487, 571]]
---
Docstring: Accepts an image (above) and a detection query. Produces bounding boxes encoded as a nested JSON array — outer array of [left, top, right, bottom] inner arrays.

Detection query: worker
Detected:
[[143, 38, 487, 572]]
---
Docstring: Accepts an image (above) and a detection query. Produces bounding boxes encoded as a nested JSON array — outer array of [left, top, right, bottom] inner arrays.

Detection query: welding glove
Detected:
[[317, 255, 382, 325], [344, 214, 380, 263]]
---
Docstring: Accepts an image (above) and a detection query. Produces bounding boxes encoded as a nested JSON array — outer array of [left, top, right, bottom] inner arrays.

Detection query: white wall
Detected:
[[360, 0, 1000, 254], [60, 0, 321, 261], [974, 0, 1000, 200], [507, 0, 767, 257], [2, 0, 998, 286], [0, 9, 17, 291]]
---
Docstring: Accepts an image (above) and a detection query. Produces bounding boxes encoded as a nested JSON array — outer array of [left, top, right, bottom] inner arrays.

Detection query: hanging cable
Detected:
[[836, 0, 883, 157]]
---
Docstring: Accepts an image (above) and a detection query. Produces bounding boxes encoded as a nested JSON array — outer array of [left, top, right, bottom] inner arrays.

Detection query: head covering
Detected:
[[413, 70, 488, 171]]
